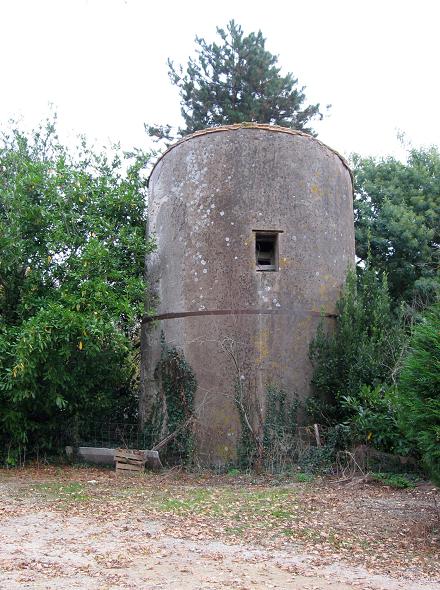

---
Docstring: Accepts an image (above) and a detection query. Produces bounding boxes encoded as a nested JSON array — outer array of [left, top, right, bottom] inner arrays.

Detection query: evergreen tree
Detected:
[[309, 265, 408, 453], [310, 266, 405, 407], [352, 147, 440, 305], [148, 20, 325, 140], [399, 304, 440, 483]]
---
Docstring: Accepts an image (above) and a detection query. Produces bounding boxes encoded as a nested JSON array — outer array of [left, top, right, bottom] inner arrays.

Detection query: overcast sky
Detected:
[[1, 0, 439, 160]]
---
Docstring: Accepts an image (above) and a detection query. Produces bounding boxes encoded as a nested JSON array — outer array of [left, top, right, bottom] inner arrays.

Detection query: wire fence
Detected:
[[68, 421, 149, 450]]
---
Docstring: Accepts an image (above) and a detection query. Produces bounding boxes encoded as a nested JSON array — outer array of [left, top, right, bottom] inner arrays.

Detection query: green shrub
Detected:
[[370, 472, 415, 489], [309, 265, 409, 454], [399, 303, 440, 484], [0, 119, 151, 462], [236, 385, 299, 472], [298, 446, 334, 474], [262, 386, 299, 472], [341, 384, 410, 455], [295, 472, 315, 483], [297, 424, 351, 474]]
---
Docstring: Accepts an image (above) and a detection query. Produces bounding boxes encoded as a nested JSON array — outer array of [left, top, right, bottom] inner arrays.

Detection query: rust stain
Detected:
[[142, 308, 338, 323]]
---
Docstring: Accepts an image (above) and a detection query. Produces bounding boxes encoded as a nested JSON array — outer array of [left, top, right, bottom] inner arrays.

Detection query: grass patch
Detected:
[[31, 482, 90, 502], [148, 485, 299, 529]]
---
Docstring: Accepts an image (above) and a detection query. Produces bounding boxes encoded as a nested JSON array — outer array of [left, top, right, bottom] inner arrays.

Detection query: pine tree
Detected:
[[148, 21, 325, 140]]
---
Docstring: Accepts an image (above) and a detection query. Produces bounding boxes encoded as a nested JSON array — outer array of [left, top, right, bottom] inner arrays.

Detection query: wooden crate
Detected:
[[115, 448, 146, 474]]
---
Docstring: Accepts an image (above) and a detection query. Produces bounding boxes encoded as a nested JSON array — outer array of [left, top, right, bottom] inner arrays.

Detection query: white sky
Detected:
[[1, 0, 439, 160]]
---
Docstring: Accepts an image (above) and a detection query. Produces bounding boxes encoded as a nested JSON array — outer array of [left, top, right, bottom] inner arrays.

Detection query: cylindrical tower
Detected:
[[141, 124, 355, 465]]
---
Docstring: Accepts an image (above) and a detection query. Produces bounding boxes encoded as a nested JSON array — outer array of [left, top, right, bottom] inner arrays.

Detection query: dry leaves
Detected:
[[0, 465, 439, 588]]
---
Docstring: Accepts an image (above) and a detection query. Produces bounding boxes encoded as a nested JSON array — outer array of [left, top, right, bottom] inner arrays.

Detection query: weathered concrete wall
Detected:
[[140, 124, 355, 465]]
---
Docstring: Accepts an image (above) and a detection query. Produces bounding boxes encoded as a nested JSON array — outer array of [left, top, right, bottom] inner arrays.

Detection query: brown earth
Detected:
[[0, 466, 438, 589]]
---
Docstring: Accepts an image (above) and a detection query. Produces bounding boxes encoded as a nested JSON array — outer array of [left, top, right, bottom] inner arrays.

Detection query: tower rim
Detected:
[[147, 123, 352, 186]]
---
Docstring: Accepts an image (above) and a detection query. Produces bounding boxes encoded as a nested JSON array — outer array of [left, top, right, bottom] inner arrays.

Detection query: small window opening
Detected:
[[255, 232, 278, 271]]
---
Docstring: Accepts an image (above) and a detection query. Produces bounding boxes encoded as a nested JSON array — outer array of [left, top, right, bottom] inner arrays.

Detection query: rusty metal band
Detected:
[[142, 308, 337, 324]]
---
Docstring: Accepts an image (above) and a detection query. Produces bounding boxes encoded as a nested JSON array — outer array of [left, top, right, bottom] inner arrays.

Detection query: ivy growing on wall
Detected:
[[264, 387, 299, 458], [147, 335, 196, 465], [236, 382, 299, 472]]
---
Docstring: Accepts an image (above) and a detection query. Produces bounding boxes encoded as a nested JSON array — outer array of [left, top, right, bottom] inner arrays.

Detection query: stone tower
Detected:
[[141, 124, 355, 464]]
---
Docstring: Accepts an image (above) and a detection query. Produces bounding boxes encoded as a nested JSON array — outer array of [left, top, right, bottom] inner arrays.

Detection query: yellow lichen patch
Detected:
[[279, 256, 289, 269], [256, 328, 270, 363], [310, 184, 322, 196]]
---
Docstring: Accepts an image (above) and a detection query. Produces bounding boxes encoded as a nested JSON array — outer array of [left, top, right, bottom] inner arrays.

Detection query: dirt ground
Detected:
[[0, 466, 439, 590]]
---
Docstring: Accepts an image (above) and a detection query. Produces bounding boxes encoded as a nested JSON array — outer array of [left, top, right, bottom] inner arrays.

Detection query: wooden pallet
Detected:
[[115, 448, 146, 474]]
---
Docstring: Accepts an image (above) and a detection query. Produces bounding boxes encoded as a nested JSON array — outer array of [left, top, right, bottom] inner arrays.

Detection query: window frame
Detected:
[[253, 230, 282, 272]]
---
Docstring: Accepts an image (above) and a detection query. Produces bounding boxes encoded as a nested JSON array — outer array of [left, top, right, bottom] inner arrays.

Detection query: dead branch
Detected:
[[152, 415, 195, 451]]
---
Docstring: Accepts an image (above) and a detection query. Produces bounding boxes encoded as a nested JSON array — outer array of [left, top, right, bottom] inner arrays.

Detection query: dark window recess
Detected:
[[255, 232, 278, 271]]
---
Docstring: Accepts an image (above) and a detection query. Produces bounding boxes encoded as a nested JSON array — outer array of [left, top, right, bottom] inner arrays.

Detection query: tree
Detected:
[[148, 20, 325, 140], [352, 147, 440, 305], [0, 118, 153, 462], [399, 303, 440, 484]]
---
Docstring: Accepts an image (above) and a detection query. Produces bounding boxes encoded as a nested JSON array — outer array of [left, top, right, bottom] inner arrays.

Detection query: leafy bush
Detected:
[[341, 385, 410, 455], [309, 265, 409, 454], [399, 304, 440, 484], [297, 446, 334, 474], [263, 387, 299, 472], [0, 118, 153, 462], [234, 385, 299, 473], [295, 472, 315, 483], [370, 472, 415, 489]]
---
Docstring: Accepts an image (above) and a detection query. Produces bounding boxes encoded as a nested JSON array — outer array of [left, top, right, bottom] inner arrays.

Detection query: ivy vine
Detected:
[[147, 334, 196, 465]]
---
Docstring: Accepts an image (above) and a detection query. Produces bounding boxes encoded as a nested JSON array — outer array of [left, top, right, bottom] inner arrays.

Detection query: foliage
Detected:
[[148, 20, 325, 140], [297, 445, 334, 475], [235, 377, 262, 471], [262, 386, 299, 472], [309, 265, 409, 453], [352, 147, 440, 305], [341, 385, 410, 455], [310, 266, 406, 418], [370, 472, 416, 489], [294, 472, 315, 483], [398, 303, 440, 484], [148, 337, 196, 465], [236, 383, 299, 472], [0, 117, 152, 462], [297, 424, 351, 474]]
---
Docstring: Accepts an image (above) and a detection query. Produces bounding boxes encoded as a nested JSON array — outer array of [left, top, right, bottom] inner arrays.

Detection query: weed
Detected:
[[370, 472, 415, 489], [295, 472, 314, 483], [281, 528, 295, 536], [35, 482, 90, 502]]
